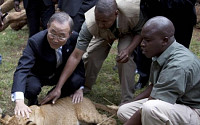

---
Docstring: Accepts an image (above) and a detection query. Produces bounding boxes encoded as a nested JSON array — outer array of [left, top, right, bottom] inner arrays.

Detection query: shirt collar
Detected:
[[55, 46, 62, 51], [152, 40, 177, 66]]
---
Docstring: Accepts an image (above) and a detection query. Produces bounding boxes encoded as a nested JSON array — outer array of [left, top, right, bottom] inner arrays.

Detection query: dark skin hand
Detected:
[[0, 0, 4, 5], [40, 87, 61, 105], [116, 34, 142, 63], [116, 49, 129, 63], [14, 1, 21, 12]]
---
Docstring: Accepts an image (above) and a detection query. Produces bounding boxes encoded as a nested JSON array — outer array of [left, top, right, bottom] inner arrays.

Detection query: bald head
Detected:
[[141, 16, 176, 58], [143, 16, 175, 40], [95, 0, 118, 17]]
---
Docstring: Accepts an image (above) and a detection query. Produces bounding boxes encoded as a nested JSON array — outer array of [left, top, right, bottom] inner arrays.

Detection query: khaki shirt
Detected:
[[150, 41, 200, 109]]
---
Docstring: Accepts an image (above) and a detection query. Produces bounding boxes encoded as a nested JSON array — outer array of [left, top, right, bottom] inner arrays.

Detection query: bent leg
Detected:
[[118, 34, 137, 103], [117, 98, 148, 123], [83, 37, 112, 89], [142, 100, 200, 125], [25, 75, 42, 105], [60, 72, 85, 97]]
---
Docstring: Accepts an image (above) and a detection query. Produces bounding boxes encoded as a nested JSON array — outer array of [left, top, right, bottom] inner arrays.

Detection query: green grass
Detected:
[[0, 27, 200, 125], [0, 27, 29, 115]]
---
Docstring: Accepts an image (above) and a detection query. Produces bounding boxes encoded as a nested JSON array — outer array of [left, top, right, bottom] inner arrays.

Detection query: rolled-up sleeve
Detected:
[[76, 22, 93, 51], [151, 67, 186, 104]]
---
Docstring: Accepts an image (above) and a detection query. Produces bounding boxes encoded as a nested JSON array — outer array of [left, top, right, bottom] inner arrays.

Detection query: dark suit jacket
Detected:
[[140, 0, 197, 25], [12, 30, 85, 93], [15, 0, 53, 9], [58, 0, 97, 17]]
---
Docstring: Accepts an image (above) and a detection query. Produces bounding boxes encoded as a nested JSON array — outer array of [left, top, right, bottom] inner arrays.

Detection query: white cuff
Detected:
[[11, 92, 24, 102], [79, 86, 84, 90]]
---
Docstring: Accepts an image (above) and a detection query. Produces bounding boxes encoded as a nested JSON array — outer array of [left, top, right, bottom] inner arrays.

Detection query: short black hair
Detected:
[[95, 0, 117, 17]]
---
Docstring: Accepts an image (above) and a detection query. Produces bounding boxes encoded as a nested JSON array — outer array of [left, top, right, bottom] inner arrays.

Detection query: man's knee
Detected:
[[117, 104, 133, 123], [70, 74, 85, 90], [25, 83, 41, 99], [142, 100, 158, 116], [141, 100, 166, 121]]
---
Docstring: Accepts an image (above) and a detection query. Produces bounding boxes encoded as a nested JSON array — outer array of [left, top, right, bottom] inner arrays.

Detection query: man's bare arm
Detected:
[[133, 83, 153, 101]]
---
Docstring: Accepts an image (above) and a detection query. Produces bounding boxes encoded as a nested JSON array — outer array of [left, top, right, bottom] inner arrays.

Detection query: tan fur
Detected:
[[0, 97, 116, 125]]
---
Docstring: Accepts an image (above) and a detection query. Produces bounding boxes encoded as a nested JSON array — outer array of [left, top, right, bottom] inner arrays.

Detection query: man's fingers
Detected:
[[72, 95, 79, 103], [52, 96, 59, 104], [120, 57, 129, 63], [76, 96, 81, 103], [75, 96, 79, 103], [40, 96, 51, 105], [25, 110, 30, 118], [14, 6, 21, 12], [14, 1, 21, 12], [80, 96, 83, 102], [14, 109, 17, 115], [72, 95, 76, 103], [117, 55, 129, 63], [21, 110, 25, 117], [16, 110, 20, 116], [116, 53, 126, 62], [73, 94, 83, 103], [28, 107, 32, 113], [40, 98, 48, 105]]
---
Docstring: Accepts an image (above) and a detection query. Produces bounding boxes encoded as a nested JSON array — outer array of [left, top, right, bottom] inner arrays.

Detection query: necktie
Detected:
[[56, 47, 62, 68]]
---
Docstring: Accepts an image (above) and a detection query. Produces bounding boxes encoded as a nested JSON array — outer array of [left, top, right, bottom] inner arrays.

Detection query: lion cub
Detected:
[[0, 97, 116, 125]]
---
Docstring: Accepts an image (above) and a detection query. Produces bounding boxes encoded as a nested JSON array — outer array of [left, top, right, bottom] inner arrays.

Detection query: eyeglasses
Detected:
[[48, 32, 68, 42]]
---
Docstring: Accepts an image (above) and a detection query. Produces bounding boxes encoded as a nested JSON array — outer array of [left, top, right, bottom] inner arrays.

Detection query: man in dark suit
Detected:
[[14, 0, 55, 37], [11, 12, 85, 118], [58, 0, 97, 32]]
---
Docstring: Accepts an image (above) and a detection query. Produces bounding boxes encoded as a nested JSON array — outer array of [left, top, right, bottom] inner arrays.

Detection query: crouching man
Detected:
[[117, 16, 200, 125], [11, 12, 85, 118]]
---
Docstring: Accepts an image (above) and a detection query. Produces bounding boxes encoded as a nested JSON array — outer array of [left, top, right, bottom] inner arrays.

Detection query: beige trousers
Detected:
[[82, 34, 136, 103], [117, 98, 200, 125]]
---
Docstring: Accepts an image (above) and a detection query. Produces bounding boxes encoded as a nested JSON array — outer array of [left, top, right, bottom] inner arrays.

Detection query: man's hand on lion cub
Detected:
[[14, 88, 83, 119], [40, 87, 83, 105], [71, 88, 83, 103], [14, 99, 32, 118], [40, 87, 61, 105]]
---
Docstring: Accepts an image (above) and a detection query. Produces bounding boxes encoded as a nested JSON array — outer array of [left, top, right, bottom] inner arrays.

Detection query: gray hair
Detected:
[[47, 12, 74, 32]]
